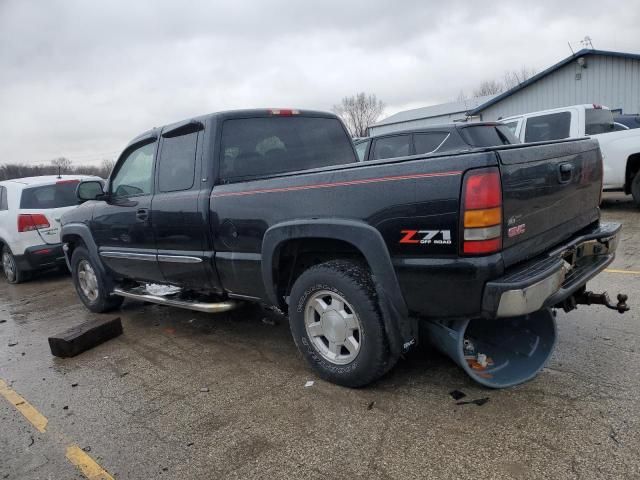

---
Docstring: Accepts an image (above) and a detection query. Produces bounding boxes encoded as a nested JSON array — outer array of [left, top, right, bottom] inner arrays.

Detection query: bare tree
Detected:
[[51, 157, 72, 173], [473, 80, 504, 97], [503, 66, 536, 89], [465, 66, 537, 99], [333, 92, 385, 138], [100, 159, 116, 178]]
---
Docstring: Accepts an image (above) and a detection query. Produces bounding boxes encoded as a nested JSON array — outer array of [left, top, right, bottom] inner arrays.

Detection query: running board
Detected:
[[112, 287, 240, 313]]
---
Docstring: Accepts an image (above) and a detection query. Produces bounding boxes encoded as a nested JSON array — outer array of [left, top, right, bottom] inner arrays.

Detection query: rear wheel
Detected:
[[288, 260, 394, 387], [631, 170, 640, 207], [2, 246, 28, 284], [71, 247, 123, 313]]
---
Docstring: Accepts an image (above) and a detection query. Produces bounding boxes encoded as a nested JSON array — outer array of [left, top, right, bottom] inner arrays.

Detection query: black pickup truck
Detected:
[[61, 108, 626, 389]]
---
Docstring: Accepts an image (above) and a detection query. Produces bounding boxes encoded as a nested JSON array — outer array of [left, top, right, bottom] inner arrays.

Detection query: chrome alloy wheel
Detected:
[[2, 251, 16, 282], [77, 260, 99, 302], [304, 290, 362, 365]]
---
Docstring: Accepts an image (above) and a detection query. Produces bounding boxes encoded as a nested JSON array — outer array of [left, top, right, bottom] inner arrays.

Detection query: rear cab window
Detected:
[[459, 125, 519, 147], [354, 140, 370, 161], [371, 134, 411, 160], [220, 116, 356, 181], [585, 108, 615, 135], [524, 112, 572, 142], [413, 132, 449, 155], [19, 181, 80, 209]]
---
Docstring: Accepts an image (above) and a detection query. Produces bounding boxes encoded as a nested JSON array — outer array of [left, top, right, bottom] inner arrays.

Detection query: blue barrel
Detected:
[[423, 309, 557, 388]]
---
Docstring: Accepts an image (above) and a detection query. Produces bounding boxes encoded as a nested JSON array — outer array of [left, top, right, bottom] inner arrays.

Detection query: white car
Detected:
[[0, 175, 102, 283], [501, 104, 640, 205]]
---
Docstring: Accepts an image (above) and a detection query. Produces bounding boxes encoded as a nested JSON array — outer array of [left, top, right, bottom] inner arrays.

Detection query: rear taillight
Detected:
[[18, 214, 50, 232], [461, 168, 502, 255]]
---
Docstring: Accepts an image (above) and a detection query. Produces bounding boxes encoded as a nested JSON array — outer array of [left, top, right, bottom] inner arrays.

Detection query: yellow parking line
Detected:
[[605, 269, 640, 275], [0, 379, 48, 432], [66, 445, 115, 480]]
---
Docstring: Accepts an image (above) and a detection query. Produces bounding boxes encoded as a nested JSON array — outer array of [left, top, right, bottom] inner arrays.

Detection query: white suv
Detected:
[[0, 175, 102, 283]]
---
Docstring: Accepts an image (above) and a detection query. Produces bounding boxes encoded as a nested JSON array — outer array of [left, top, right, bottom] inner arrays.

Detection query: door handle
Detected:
[[136, 208, 149, 221], [558, 163, 574, 184]]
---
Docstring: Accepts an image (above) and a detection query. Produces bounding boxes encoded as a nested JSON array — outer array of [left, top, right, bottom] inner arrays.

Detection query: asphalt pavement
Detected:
[[1, 192, 639, 479]]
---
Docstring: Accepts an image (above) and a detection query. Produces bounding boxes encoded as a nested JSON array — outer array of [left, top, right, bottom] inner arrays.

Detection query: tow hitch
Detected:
[[562, 290, 630, 314]]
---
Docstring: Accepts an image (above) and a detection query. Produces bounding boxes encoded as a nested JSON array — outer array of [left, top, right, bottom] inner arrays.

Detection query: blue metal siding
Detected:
[[480, 55, 640, 121]]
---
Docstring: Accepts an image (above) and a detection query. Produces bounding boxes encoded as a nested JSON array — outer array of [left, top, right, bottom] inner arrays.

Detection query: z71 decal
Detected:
[[399, 229, 452, 245]]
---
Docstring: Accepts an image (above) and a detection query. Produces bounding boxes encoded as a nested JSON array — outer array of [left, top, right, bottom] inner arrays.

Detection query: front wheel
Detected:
[[71, 247, 123, 313], [631, 170, 640, 207], [288, 260, 394, 387]]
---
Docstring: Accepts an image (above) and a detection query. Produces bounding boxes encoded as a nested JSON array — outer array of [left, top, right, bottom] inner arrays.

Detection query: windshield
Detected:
[[20, 181, 80, 209], [585, 108, 615, 135]]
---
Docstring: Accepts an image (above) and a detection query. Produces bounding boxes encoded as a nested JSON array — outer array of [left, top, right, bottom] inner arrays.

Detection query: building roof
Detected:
[[468, 49, 640, 115], [372, 94, 497, 127]]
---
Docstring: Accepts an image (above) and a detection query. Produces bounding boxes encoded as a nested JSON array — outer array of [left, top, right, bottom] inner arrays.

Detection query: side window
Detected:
[[414, 133, 449, 155], [503, 121, 519, 136], [0, 187, 7, 211], [354, 140, 370, 161], [524, 112, 571, 142], [371, 135, 411, 160], [158, 132, 198, 192], [111, 142, 156, 198]]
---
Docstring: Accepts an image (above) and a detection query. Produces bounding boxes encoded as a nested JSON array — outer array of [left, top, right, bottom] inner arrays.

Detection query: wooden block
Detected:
[[48, 317, 123, 358]]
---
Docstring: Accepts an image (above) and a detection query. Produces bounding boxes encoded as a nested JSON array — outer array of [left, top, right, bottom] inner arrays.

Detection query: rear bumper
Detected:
[[15, 243, 66, 271], [482, 222, 621, 318]]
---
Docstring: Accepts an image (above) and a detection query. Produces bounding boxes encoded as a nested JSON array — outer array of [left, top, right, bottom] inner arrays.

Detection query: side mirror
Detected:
[[76, 180, 105, 202]]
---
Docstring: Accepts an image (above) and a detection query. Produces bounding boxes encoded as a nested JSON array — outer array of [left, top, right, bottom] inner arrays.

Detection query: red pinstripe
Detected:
[[212, 170, 462, 198]]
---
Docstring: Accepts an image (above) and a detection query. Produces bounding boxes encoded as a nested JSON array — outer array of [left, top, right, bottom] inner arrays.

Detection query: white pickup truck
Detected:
[[501, 104, 640, 205]]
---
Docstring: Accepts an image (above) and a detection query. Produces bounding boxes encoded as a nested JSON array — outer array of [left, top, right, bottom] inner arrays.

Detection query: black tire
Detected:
[[631, 170, 640, 207], [70, 246, 123, 313], [2, 245, 29, 284], [288, 260, 394, 387]]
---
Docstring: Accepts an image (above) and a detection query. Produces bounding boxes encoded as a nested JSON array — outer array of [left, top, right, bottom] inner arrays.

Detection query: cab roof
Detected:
[[0, 175, 100, 187]]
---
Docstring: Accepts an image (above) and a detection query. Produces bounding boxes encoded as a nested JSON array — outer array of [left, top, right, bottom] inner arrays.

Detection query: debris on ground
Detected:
[[456, 397, 490, 407], [0, 319, 6, 324], [200, 387, 209, 392], [187, 442, 194, 447], [449, 390, 466, 400], [82, 446, 91, 452], [119, 372, 129, 378], [163, 327, 176, 335], [304, 381, 314, 388], [63, 405, 69, 410], [28, 435, 34, 447], [261, 317, 276, 326], [367, 401, 375, 410], [8, 342, 18, 347], [48, 317, 123, 358], [71, 383, 78, 387]]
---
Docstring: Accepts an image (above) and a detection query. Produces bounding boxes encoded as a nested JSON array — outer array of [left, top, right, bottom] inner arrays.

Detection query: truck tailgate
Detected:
[[497, 139, 602, 267]]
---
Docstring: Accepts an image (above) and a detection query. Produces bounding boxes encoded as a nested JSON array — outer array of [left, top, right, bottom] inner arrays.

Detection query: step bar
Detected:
[[112, 287, 240, 313]]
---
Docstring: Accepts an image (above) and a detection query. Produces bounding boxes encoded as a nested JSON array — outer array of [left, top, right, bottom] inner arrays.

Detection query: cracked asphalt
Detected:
[[1, 193, 639, 479]]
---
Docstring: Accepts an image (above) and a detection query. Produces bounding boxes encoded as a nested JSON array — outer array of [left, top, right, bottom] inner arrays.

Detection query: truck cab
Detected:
[[501, 104, 640, 204]]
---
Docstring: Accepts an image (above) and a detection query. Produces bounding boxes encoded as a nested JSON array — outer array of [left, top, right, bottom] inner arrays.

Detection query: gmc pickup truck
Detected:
[[61, 108, 627, 389]]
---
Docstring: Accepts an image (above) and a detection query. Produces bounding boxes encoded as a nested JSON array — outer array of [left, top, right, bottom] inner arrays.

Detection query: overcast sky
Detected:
[[1, 0, 639, 165]]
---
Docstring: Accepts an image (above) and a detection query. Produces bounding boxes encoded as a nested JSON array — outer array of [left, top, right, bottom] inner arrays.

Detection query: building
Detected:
[[371, 49, 640, 135], [368, 95, 496, 136], [469, 49, 640, 121]]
